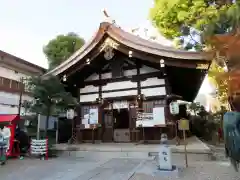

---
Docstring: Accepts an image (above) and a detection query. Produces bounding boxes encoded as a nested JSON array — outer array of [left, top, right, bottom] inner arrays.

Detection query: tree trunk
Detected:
[[44, 107, 51, 137]]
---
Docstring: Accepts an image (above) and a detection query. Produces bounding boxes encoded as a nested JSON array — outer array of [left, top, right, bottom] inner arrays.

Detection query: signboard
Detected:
[[137, 112, 153, 121], [89, 108, 98, 124], [113, 101, 128, 109], [153, 107, 165, 125], [82, 118, 90, 129], [169, 101, 179, 115], [158, 145, 172, 170], [30, 139, 48, 160], [136, 107, 165, 127], [178, 119, 190, 131]]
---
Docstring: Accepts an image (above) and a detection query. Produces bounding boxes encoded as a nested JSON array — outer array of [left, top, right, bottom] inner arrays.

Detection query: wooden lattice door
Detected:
[[102, 110, 114, 142]]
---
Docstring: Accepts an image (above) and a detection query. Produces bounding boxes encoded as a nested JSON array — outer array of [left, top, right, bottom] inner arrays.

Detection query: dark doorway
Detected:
[[113, 108, 129, 129]]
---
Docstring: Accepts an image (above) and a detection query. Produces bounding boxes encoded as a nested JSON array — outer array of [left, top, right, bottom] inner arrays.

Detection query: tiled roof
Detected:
[[44, 22, 211, 77]]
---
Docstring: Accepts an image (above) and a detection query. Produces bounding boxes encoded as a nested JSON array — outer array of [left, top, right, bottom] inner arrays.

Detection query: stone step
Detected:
[[149, 152, 212, 161], [59, 150, 213, 162], [60, 151, 154, 160]]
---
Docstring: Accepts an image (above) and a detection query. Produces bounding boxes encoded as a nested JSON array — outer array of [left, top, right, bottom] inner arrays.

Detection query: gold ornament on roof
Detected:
[[102, 9, 116, 24]]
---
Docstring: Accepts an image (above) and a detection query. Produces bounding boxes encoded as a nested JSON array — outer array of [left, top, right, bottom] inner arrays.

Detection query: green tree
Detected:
[[28, 75, 77, 137], [43, 32, 85, 69], [208, 61, 228, 104], [21, 100, 32, 116], [188, 102, 201, 116], [149, 1, 239, 105], [149, 0, 234, 46]]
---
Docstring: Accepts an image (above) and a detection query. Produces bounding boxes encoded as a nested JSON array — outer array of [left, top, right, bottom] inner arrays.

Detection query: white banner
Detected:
[[31, 139, 48, 155], [136, 107, 165, 127]]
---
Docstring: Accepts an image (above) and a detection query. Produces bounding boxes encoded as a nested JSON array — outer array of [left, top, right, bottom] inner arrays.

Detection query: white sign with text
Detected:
[[158, 145, 172, 170]]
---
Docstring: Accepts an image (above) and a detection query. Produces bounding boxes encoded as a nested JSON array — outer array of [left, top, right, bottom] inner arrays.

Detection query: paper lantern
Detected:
[[169, 101, 179, 115]]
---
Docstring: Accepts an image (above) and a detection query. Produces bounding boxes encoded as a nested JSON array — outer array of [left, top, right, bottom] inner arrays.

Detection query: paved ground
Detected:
[[0, 153, 239, 180], [132, 159, 240, 180], [0, 157, 143, 180], [55, 136, 211, 154]]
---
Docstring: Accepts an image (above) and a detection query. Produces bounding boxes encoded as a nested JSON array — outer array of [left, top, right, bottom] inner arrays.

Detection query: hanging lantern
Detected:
[[66, 109, 75, 119], [169, 101, 179, 115]]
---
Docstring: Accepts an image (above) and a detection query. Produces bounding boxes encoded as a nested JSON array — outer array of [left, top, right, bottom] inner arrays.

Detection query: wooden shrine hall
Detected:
[[44, 22, 211, 143]]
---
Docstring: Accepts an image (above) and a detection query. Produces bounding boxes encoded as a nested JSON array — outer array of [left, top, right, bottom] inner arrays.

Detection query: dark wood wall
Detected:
[[72, 51, 180, 143]]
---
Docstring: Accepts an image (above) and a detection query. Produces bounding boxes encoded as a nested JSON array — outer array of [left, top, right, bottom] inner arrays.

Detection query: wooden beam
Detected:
[[99, 71, 102, 98], [136, 60, 141, 95], [80, 84, 165, 95], [80, 71, 164, 87]]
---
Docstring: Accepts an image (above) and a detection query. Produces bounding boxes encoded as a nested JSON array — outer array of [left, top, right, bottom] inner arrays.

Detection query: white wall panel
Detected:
[[141, 78, 165, 87], [142, 87, 166, 97], [102, 81, 137, 91], [102, 72, 112, 79], [102, 90, 137, 98], [0, 104, 32, 115], [80, 85, 99, 94], [0, 66, 28, 81], [124, 69, 137, 76], [0, 104, 18, 114], [85, 73, 99, 81], [140, 66, 158, 74], [80, 94, 99, 102], [0, 92, 33, 105]]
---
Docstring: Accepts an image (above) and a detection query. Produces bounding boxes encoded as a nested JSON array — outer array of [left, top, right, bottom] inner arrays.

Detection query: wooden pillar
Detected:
[[162, 64, 176, 140], [76, 104, 82, 143], [136, 61, 141, 96], [98, 71, 103, 142], [136, 61, 145, 143]]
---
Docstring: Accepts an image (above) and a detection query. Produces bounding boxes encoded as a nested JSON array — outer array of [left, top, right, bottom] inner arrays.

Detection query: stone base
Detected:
[[135, 163, 183, 178], [154, 165, 180, 177]]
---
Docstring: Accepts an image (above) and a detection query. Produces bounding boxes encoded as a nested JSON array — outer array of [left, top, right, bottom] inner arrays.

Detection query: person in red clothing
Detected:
[[218, 127, 223, 143]]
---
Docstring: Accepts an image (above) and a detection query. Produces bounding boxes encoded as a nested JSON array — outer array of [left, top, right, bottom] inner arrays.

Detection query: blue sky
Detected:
[[0, 0, 152, 68]]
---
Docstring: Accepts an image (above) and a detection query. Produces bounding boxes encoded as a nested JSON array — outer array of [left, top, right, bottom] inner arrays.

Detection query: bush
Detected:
[[190, 115, 218, 141]]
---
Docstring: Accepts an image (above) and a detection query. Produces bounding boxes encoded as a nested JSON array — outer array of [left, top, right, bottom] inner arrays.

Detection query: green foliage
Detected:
[[149, 0, 234, 40], [149, 0, 238, 105], [21, 100, 32, 116], [43, 32, 85, 69], [29, 75, 77, 116], [208, 61, 228, 104], [28, 75, 77, 136], [188, 102, 201, 115], [190, 115, 218, 141]]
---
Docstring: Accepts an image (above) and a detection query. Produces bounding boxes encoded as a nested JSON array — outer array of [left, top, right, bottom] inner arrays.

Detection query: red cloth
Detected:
[[218, 128, 223, 138], [0, 114, 19, 123]]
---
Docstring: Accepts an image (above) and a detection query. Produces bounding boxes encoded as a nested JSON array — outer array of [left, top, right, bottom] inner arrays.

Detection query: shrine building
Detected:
[[43, 22, 211, 143]]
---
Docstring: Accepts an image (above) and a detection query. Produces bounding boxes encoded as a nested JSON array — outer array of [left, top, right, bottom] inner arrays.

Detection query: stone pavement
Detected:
[[55, 136, 211, 154], [0, 157, 143, 180], [131, 161, 240, 180], [0, 152, 239, 180]]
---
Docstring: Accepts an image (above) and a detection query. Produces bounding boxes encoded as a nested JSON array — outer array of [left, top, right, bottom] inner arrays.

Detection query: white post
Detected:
[[55, 119, 59, 144], [37, 114, 41, 140]]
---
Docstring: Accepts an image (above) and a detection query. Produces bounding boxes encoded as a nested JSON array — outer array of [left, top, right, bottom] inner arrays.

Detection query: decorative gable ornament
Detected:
[[169, 101, 179, 115], [104, 46, 114, 60]]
